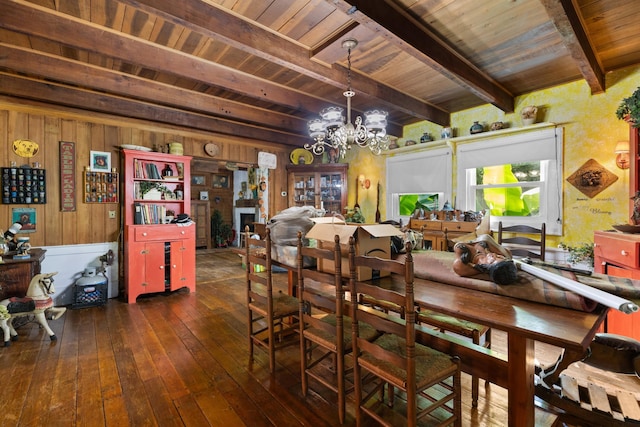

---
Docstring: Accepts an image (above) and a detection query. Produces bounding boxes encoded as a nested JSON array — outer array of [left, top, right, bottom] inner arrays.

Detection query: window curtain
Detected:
[[386, 146, 453, 219]]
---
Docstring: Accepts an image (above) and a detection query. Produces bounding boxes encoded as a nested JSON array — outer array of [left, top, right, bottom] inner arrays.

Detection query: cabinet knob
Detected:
[[172, 264, 177, 269], [159, 265, 164, 269], [621, 250, 629, 256], [181, 231, 185, 235], [142, 232, 147, 236]]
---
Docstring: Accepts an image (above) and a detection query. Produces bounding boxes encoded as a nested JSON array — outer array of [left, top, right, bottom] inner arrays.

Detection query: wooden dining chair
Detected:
[[416, 230, 492, 407], [296, 232, 379, 424], [348, 237, 461, 427], [245, 227, 299, 374], [498, 221, 546, 261], [415, 309, 490, 407]]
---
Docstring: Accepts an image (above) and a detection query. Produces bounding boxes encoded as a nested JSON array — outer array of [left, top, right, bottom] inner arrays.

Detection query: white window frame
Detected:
[[456, 126, 563, 235]]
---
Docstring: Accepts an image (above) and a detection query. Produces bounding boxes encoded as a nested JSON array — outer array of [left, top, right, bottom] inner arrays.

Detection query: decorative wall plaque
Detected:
[[566, 158, 618, 198], [60, 141, 76, 211]]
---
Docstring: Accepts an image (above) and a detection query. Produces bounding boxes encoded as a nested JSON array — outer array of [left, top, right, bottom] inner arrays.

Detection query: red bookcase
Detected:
[[122, 149, 195, 303]]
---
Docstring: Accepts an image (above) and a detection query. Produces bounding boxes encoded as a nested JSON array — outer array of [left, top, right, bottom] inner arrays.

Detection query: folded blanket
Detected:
[[397, 251, 640, 312]]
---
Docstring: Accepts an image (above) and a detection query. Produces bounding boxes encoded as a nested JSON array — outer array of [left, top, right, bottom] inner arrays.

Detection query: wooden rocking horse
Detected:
[[0, 271, 66, 346]]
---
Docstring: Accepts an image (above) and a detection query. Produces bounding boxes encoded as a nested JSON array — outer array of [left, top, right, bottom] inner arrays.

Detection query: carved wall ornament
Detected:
[[566, 158, 618, 198]]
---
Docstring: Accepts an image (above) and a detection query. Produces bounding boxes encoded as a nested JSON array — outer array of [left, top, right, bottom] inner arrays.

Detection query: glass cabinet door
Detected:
[[292, 173, 315, 207], [287, 164, 348, 215], [320, 173, 343, 214]]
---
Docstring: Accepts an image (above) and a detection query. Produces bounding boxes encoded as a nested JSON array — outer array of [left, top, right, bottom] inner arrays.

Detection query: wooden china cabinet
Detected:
[[287, 163, 348, 215], [122, 149, 196, 303], [593, 124, 640, 339]]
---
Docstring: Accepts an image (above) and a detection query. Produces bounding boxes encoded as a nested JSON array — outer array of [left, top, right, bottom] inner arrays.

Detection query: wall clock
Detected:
[[204, 143, 220, 157], [12, 139, 40, 158]]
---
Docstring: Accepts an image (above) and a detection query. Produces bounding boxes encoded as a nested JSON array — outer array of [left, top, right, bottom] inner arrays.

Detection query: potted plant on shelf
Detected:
[[616, 86, 640, 128], [139, 181, 173, 200]]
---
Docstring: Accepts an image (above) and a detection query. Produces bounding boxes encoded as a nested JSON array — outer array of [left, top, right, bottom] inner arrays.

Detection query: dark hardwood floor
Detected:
[[0, 249, 611, 426]]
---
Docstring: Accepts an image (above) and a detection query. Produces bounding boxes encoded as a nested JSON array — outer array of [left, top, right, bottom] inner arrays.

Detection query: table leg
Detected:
[[288, 269, 298, 296], [508, 333, 535, 427]]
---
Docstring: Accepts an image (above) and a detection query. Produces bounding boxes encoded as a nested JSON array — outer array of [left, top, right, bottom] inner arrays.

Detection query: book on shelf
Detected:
[[133, 159, 161, 179], [138, 203, 167, 224], [134, 203, 143, 225]]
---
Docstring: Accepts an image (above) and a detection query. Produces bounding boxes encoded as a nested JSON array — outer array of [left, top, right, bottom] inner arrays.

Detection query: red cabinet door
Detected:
[[126, 240, 166, 303], [168, 236, 196, 293]]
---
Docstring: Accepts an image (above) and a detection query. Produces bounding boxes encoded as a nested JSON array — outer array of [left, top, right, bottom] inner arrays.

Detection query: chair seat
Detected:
[[417, 309, 490, 338], [304, 314, 380, 350], [250, 290, 299, 317], [359, 333, 459, 390]]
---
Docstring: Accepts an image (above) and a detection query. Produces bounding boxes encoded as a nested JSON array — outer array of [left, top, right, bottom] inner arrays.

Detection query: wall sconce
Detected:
[[615, 141, 630, 169], [358, 174, 371, 189]]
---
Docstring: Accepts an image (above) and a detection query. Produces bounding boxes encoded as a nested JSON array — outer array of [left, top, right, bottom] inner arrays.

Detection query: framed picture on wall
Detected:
[[192, 175, 206, 186], [211, 174, 229, 188], [90, 151, 111, 172], [12, 207, 36, 232], [200, 191, 209, 201]]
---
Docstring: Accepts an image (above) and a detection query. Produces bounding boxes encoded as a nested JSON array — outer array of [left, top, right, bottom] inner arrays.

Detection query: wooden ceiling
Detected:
[[1, 0, 639, 149]]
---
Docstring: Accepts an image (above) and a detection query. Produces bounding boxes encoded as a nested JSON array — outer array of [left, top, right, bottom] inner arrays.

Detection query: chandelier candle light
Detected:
[[305, 39, 389, 158]]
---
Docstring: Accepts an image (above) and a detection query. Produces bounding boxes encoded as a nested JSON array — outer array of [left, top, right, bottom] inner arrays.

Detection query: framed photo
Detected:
[[211, 173, 229, 188], [191, 175, 206, 186], [90, 151, 111, 172], [200, 191, 209, 201], [12, 207, 36, 233]]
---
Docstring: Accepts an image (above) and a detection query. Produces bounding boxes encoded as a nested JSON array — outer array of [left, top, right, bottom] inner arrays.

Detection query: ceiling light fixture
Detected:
[[305, 38, 389, 158]]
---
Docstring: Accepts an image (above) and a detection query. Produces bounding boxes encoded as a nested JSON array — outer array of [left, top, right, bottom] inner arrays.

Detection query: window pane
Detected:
[[476, 162, 541, 184], [472, 161, 542, 217], [474, 186, 539, 216]]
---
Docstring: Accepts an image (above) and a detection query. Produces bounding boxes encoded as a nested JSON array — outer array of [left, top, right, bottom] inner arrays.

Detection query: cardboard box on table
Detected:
[[305, 218, 403, 280]]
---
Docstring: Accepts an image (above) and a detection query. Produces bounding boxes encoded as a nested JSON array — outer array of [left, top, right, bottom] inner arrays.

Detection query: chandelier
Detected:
[[305, 38, 389, 158]]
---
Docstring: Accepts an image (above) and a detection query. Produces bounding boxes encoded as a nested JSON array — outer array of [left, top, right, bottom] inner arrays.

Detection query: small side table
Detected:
[[0, 248, 46, 299]]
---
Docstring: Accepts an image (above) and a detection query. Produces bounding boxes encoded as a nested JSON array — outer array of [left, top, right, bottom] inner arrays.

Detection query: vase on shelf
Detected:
[[470, 121, 484, 134], [441, 127, 453, 139], [420, 132, 432, 143], [490, 121, 504, 131], [521, 105, 538, 126]]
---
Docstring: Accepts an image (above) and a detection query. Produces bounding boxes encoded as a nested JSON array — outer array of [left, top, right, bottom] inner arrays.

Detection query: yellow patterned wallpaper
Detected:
[[344, 65, 640, 247]]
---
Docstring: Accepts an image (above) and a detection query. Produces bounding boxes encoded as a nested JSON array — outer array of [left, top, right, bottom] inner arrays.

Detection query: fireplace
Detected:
[[234, 207, 259, 247]]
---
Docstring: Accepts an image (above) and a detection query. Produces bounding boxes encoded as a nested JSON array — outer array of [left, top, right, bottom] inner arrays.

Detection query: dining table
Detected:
[[375, 273, 609, 427], [274, 246, 612, 426]]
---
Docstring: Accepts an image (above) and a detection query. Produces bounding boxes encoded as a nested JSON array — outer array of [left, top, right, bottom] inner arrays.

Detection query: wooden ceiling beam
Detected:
[[0, 43, 307, 134], [0, 72, 309, 147], [539, 0, 605, 94], [0, 0, 327, 115], [329, 0, 515, 113], [117, 0, 449, 125]]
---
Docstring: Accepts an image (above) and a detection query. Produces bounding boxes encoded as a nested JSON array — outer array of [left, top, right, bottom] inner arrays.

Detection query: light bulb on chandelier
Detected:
[[305, 38, 389, 158]]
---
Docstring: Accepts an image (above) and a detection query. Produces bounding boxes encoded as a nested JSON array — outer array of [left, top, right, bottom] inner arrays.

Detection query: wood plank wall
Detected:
[[0, 97, 292, 247]]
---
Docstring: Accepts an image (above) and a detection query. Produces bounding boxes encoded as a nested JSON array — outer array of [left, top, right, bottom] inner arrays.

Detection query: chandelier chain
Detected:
[[347, 45, 352, 93]]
